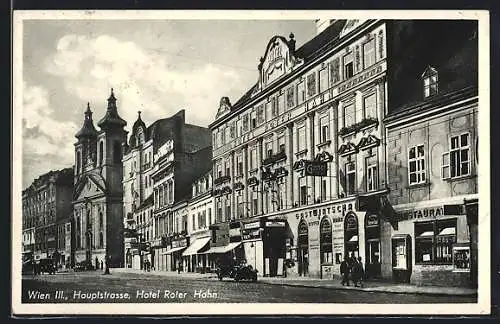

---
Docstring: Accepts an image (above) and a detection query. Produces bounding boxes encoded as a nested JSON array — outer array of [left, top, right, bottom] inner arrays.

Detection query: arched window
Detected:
[[344, 212, 359, 259], [99, 141, 104, 166], [99, 231, 104, 247], [99, 212, 103, 228], [76, 151, 81, 174], [320, 217, 333, 264], [113, 141, 122, 164]]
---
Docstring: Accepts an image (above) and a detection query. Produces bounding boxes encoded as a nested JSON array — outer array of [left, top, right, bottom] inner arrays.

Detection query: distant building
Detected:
[[72, 89, 127, 268], [122, 110, 212, 270], [22, 167, 73, 266]]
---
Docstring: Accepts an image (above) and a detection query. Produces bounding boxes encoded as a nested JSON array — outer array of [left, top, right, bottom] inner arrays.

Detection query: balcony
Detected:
[[214, 175, 231, 186], [247, 176, 259, 187], [234, 182, 245, 191], [338, 117, 379, 137], [262, 151, 287, 166]]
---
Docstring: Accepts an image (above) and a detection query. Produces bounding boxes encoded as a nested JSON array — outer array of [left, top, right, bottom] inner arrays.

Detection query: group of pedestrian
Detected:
[[143, 259, 151, 272], [340, 253, 365, 287]]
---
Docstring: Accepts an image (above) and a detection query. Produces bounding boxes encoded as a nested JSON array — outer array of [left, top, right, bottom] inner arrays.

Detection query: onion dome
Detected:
[[75, 102, 98, 139], [97, 88, 127, 130], [132, 111, 146, 134]]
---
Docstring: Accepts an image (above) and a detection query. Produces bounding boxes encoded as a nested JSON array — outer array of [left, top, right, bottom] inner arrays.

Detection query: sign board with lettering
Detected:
[[243, 221, 261, 230], [303, 161, 328, 177], [298, 221, 308, 236], [366, 213, 379, 227], [396, 205, 464, 221], [265, 221, 285, 227], [345, 212, 358, 231]]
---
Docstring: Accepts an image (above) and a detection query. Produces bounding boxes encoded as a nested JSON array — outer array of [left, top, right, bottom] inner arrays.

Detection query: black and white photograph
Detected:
[[11, 10, 490, 316]]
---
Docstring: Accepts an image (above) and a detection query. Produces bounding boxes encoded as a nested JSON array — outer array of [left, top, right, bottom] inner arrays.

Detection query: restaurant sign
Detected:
[[397, 205, 463, 221]]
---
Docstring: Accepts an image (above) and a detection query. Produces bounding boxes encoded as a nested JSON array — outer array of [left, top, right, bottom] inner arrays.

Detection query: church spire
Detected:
[[75, 102, 98, 140], [97, 88, 127, 130]]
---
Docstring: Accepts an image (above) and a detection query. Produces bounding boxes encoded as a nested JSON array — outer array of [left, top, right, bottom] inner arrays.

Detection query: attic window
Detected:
[[422, 66, 438, 98]]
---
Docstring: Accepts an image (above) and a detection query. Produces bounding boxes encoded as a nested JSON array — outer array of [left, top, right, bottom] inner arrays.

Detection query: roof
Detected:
[[97, 89, 127, 129], [75, 103, 98, 139]]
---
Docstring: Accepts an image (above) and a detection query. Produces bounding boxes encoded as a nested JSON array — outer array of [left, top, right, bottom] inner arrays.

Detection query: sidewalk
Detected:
[[110, 268, 477, 297]]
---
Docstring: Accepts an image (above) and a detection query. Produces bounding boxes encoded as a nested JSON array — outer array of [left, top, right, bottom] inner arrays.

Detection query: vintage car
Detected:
[[38, 258, 57, 274], [216, 263, 258, 282], [74, 260, 94, 272]]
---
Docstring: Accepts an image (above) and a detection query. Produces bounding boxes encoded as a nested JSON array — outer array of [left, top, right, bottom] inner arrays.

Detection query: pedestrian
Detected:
[[340, 256, 350, 286], [95, 257, 99, 271], [100, 260, 103, 270], [356, 257, 365, 288], [177, 260, 181, 274]]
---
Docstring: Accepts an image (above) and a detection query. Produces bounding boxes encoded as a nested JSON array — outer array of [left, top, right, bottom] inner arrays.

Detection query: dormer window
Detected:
[[422, 66, 438, 98]]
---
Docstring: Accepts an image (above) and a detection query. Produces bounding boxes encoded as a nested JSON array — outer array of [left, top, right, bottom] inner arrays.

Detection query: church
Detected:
[[72, 89, 127, 268]]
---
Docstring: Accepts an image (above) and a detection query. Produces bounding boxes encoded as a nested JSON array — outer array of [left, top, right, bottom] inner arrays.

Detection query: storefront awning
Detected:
[[202, 242, 242, 254], [163, 246, 186, 255], [438, 227, 456, 236], [182, 237, 211, 256], [349, 235, 358, 242], [418, 231, 434, 237]]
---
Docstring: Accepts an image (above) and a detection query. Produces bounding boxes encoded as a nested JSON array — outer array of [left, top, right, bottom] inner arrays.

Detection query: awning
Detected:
[[182, 237, 211, 256], [418, 231, 434, 237], [349, 235, 358, 242], [438, 227, 456, 236], [202, 242, 242, 254], [163, 246, 186, 255]]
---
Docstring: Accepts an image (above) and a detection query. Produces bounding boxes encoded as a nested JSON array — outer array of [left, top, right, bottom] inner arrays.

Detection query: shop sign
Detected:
[[366, 214, 379, 227], [303, 161, 327, 177], [171, 238, 188, 248], [345, 212, 358, 231], [298, 221, 308, 236], [398, 206, 444, 221], [308, 220, 319, 226], [265, 221, 285, 227], [243, 221, 260, 230], [242, 229, 261, 240], [229, 227, 241, 237], [295, 202, 355, 220], [320, 219, 332, 233]]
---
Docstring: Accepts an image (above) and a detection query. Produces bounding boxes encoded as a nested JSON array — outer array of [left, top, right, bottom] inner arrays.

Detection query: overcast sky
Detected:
[[21, 19, 317, 189]]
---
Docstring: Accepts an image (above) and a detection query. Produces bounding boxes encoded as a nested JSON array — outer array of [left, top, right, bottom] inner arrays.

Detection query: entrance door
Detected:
[[366, 239, 381, 278], [297, 220, 309, 276]]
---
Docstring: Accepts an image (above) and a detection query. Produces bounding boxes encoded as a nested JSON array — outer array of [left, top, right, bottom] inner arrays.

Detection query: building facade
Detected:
[[209, 19, 391, 278], [384, 20, 478, 287], [72, 89, 127, 268], [22, 167, 73, 267], [122, 109, 212, 270]]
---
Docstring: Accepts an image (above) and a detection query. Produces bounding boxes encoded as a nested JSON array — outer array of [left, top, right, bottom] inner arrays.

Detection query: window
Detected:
[[76, 151, 81, 174], [225, 161, 230, 177], [252, 192, 258, 216], [266, 100, 273, 121], [256, 105, 265, 125], [99, 141, 104, 166], [297, 125, 306, 151], [363, 93, 377, 119], [242, 114, 249, 132], [236, 155, 243, 176], [330, 57, 341, 84], [192, 214, 196, 231], [237, 195, 245, 218], [225, 199, 231, 221], [299, 177, 307, 206], [277, 94, 284, 116], [346, 162, 356, 195], [250, 147, 257, 170], [217, 164, 222, 178], [99, 232, 104, 248], [278, 134, 286, 153], [297, 81, 306, 104], [251, 111, 257, 129], [320, 115, 330, 143], [208, 208, 212, 225], [367, 163, 378, 192], [286, 87, 295, 108], [225, 126, 231, 143], [265, 141, 273, 158], [307, 73, 317, 97], [442, 133, 470, 179], [343, 103, 355, 128], [363, 39, 376, 68], [319, 68, 329, 93], [343, 52, 354, 79], [320, 178, 327, 202], [415, 219, 456, 264], [423, 67, 438, 98], [320, 217, 333, 264], [409, 145, 426, 185], [236, 119, 242, 138]]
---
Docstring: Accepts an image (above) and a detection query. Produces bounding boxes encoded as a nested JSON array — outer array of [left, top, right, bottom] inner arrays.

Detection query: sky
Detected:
[[21, 18, 317, 189]]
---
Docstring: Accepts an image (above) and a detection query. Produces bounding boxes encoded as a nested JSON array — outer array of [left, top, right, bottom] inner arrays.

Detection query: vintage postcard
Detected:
[[12, 10, 491, 316]]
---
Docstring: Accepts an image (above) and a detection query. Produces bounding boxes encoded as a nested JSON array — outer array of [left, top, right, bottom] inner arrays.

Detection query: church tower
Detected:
[[74, 103, 98, 179]]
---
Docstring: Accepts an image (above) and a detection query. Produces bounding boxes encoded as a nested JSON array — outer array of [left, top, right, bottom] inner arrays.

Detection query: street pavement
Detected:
[[21, 268, 477, 304]]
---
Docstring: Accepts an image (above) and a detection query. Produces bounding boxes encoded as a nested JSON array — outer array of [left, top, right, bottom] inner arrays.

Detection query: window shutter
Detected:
[[441, 152, 450, 179]]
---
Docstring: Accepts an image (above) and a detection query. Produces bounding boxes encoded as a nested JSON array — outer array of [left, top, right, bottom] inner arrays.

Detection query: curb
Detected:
[[257, 280, 478, 297]]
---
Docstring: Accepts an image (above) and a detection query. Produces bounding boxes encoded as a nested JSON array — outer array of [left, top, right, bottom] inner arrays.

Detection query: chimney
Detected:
[[315, 19, 335, 35]]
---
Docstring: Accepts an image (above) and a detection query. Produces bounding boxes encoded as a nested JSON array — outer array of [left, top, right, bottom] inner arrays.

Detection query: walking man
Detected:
[[340, 256, 350, 286]]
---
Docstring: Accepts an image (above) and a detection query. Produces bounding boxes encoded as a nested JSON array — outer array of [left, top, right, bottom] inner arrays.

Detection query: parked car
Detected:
[[74, 260, 94, 272], [216, 264, 236, 281], [233, 264, 258, 282], [38, 258, 57, 274]]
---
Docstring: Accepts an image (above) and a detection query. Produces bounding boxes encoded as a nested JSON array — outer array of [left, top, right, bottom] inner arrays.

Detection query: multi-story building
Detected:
[[123, 109, 212, 270], [72, 89, 127, 268], [209, 19, 391, 278], [384, 20, 478, 287], [22, 167, 73, 266]]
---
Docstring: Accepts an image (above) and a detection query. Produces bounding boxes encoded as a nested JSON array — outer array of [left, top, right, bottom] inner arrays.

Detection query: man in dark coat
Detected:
[[340, 256, 350, 286]]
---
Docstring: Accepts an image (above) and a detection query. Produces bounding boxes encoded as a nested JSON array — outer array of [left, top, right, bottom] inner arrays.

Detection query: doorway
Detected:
[[365, 213, 381, 278], [297, 220, 309, 276]]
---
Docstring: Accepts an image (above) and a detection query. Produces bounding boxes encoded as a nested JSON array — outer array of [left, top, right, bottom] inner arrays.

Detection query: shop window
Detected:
[[415, 219, 456, 264], [320, 217, 333, 264], [453, 245, 471, 272], [343, 52, 354, 79], [344, 212, 359, 258], [366, 163, 378, 192], [346, 162, 356, 195], [409, 144, 426, 185], [442, 133, 470, 179], [363, 38, 376, 69], [320, 115, 330, 143], [297, 125, 306, 151]]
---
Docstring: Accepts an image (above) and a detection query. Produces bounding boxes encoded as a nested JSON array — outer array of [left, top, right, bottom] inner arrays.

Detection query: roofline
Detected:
[[209, 19, 382, 129]]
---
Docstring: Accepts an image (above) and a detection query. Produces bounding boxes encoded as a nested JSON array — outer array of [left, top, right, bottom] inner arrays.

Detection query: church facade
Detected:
[[72, 89, 127, 268]]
